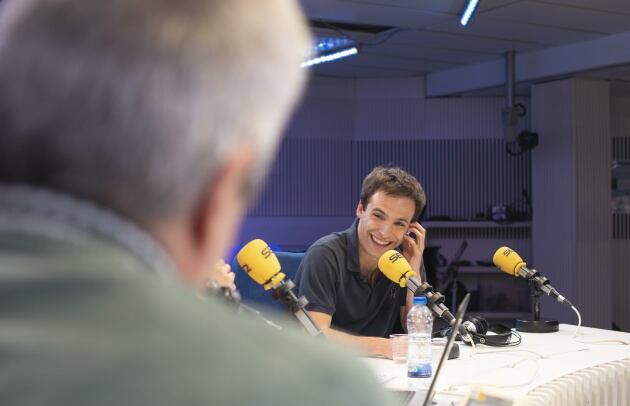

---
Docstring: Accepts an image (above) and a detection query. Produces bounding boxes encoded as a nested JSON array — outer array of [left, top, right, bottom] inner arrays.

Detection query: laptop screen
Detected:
[[421, 293, 471, 406]]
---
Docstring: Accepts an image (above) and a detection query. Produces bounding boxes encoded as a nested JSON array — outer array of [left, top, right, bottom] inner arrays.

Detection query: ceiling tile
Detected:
[[483, 1, 630, 34], [432, 14, 602, 46]]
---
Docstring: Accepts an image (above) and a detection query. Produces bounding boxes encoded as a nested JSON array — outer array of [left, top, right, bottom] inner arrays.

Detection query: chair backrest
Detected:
[[231, 251, 305, 312]]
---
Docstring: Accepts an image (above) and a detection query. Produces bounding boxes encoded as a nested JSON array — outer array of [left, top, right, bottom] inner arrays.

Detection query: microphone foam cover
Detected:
[[237, 239, 284, 286], [492, 246, 526, 276], [378, 250, 415, 288]]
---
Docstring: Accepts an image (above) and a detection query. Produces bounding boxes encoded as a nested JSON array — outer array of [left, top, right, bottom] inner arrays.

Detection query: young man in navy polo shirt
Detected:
[[295, 166, 427, 358]]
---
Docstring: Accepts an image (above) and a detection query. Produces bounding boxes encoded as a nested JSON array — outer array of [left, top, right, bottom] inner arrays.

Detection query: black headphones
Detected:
[[462, 316, 521, 347]]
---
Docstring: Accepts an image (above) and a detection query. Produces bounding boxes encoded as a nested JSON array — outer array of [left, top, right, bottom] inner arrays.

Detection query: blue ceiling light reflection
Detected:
[[303, 36, 358, 68]]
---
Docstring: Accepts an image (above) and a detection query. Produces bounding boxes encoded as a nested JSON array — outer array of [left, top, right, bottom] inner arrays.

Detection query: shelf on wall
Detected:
[[612, 160, 630, 179], [458, 267, 501, 275], [424, 221, 531, 228], [435, 266, 500, 275]]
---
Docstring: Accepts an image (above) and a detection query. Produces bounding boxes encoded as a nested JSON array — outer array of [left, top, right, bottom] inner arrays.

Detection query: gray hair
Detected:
[[0, 0, 310, 223]]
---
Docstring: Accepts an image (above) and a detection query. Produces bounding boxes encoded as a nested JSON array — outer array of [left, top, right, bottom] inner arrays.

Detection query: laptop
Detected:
[[389, 293, 471, 406]]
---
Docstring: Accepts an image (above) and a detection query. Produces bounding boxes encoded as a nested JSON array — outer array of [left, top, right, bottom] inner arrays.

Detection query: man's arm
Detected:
[[297, 244, 391, 358], [308, 311, 392, 359]]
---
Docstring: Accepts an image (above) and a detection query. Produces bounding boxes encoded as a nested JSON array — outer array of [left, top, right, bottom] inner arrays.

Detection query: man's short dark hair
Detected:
[[360, 166, 426, 221]]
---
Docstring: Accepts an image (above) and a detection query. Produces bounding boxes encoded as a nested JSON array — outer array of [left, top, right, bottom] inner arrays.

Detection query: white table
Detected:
[[365, 324, 630, 405]]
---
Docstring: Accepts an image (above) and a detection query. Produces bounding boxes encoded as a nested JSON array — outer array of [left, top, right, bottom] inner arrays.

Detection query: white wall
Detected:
[[353, 77, 529, 141]]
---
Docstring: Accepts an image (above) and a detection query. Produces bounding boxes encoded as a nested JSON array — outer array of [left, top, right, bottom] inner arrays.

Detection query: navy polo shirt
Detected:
[[295, 220, 407, 338]]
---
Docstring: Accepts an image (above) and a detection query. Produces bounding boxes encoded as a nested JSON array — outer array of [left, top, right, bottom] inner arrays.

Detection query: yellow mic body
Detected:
[[237, 239, 285, 290], [492, 246, 526, 277], [378, 250, 416, 288]]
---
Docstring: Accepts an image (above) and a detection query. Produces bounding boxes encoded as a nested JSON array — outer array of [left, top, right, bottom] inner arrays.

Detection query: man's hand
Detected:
[[205, 259, 236, 291], [401, 222, 426, 274], [379, 338, 393, 359]]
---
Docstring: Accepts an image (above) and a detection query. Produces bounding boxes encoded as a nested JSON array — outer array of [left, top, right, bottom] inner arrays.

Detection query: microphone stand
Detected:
[[515, 278, 559, 333], [208, 285, 286, 330], [442, 240, 468, 313], [269, 279, 323, 337], [411, 281, 470, 342]]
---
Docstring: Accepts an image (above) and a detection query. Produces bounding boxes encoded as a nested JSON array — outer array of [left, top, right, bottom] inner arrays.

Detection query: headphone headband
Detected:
[[465, 316, 521, 347]]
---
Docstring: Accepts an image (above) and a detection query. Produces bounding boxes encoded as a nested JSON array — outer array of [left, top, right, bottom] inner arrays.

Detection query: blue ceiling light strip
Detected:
[[314, 37, 355, 53], [460, 0, 480, 26], [301, 46, 359, 68]]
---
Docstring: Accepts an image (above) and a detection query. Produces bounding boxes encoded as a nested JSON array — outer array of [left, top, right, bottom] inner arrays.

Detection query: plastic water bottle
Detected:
[[407, 296, 433, 388]]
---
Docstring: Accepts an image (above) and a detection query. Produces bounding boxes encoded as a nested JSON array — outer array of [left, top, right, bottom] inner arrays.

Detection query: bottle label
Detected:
[[407, 363, 432, 378]]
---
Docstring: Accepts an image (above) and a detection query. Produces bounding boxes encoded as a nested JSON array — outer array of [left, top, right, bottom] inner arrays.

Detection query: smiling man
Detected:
[[295, 166, 427, 358]]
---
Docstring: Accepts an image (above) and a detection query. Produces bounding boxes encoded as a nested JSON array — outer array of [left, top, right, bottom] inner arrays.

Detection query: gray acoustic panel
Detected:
[[353, 139, 532, 220], [532, 78, 612, 329], [250, 139, 355, 217], [613, 136, 630, 160], [611, 137, 630, 240], [611, 98, 630, 331], [428, 226, 530, 240], [250, 138, 531, 221], [613, 214, 630, 240]]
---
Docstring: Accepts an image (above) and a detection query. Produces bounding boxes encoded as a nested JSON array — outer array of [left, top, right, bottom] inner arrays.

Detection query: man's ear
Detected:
[[191, 144, 255, 284], [356, 200, 365, 217]]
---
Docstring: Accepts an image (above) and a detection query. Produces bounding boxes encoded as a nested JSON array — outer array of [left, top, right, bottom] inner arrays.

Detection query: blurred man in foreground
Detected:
[[0, 0, 395, 404]]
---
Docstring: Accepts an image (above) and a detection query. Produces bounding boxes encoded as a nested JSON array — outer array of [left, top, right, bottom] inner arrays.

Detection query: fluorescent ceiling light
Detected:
[[301, 47, 359, 68], [460, 0, 480, 26], [313, 37, 355, 54]]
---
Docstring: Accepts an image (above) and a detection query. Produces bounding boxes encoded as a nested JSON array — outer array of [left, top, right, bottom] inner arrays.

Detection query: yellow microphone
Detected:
[[377, 250, 416, 288], [492, 246, 573, 308], [378, 250, 471, 340], [236, 239, 321, 337], [492, 246, 528, 277], [237, 239, 286, 290]]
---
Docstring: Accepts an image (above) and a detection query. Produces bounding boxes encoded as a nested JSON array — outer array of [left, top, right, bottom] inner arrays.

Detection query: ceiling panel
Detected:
[[300, 0, 630, 80], [302, 0, 450, 28], [536, 0, 630, 15], [352, 51, 462, 72], [311, 61, 418, 78], [337, 0, 462, 14], [367, 42, 495, 65], [394, 29, 540, 54], [484, 1, 630, 34], [432, 14, 602, 46]]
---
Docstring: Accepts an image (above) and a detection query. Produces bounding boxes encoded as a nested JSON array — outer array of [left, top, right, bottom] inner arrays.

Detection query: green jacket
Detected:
[[0, 185, 396, 406]]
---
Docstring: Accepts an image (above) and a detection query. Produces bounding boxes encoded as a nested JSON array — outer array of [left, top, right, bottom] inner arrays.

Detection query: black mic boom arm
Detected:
[[523, 268, 573, 308], [407, 281, 470, 340], [269, 279, 323, 337]]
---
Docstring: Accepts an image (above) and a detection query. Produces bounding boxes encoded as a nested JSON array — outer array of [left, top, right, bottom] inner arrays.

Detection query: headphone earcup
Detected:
[[468, 316, 488, 335]]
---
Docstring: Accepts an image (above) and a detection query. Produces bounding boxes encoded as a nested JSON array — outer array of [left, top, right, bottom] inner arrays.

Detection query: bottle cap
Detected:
[[413, 296, 428, 305]]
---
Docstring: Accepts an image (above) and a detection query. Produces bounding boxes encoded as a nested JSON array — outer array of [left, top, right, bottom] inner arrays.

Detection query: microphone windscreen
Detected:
[[237, 239, 284, 287], [492, 246, 526, 276], [378, 250, 415, 287]]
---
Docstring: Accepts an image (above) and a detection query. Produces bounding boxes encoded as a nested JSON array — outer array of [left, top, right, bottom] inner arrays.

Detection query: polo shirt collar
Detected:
[[344, 218, 361, 273]]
